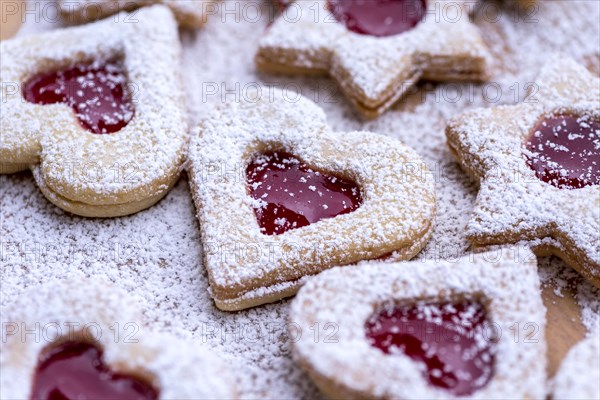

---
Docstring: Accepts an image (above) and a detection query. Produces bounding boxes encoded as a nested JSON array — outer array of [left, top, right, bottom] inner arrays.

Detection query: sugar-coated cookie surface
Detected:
[[187, 91, 436, 311], [0, 5, 188, 217], [445, 56, 600, 288], [58, 0, 217, 29], [290, 247, 546, 399], [257, 0, 490, 119], [552, 327, 600, 400], [0, 277, 237, 399]]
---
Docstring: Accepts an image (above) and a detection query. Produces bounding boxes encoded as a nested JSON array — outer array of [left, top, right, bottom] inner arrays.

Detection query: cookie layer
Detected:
[[58, 0, 217, 29]]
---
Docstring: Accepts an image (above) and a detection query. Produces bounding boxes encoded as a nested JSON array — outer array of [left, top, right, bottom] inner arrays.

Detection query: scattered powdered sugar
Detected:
[[1, 0, 599, 397]]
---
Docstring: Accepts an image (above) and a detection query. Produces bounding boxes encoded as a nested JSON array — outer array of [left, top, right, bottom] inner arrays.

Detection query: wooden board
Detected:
[[543, 279, 587, 378]]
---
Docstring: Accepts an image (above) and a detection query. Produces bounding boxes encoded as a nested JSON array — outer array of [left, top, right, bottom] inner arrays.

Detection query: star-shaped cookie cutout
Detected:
[[257, 0, 490, 119], [446, 56, 600, 287]]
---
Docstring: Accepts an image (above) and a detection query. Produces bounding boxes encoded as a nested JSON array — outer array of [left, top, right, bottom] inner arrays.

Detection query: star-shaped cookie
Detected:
[[257, 0, 490, 119], [446, 56, 600, 287]]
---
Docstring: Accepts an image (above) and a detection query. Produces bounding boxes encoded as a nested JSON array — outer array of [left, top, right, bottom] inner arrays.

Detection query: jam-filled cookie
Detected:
[[552, 328, 600, 399], [187, 90, 436, 311], [58, 0, 217, 29], [0, 278, 237, 399], [0, 5, 188, 217], [257, 0, 490, 119], [290, 247, 546, 399], [446, 56, 600, 287]]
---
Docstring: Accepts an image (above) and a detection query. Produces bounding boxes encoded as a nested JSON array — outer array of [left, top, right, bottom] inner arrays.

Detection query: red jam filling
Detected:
[[246, 151, 362, 235], [525, 113, 599, 189], [31, 340, 158, 400], [365, 300, 495, 396], [23, 61, 134, 135], [327, 0, 426, 37]]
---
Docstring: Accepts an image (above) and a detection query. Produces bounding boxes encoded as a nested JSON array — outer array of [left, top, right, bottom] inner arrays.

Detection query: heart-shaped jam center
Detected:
[[327, 0, 426, 37], [365, 300, 495, 396], [246, 151, 362, 235], [31, 340, 158, 400], [23, 61, 134, 135], [524, 113, 599, 189]]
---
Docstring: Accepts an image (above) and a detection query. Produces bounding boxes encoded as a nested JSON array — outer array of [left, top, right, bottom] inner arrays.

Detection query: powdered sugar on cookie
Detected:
[[0, 278, 237, 399], [552, 327, 600, 399]]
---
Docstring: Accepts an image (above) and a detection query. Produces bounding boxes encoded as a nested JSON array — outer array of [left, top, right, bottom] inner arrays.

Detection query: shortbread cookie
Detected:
[[187, 91, 436, 311], [0, 278, 237, 399], [290, 247, 546, 399], [58, 0, 217, 29], [0, 5, 188, 217], [552, 328, 600, 399], [446, 56, 600, 287], [257, 0, 490, 119]]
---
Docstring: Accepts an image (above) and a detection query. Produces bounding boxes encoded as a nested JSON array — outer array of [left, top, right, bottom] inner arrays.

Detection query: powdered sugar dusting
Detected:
[[0, 278, 237, 399], [552, 326, 600, 399]]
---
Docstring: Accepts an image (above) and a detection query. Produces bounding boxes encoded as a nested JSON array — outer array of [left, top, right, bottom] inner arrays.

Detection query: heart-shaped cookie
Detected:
[[187, 91, 436, 311], [289, 247, 547, 399], [0, 278, 237, 399], [0, 5, 187, 217]]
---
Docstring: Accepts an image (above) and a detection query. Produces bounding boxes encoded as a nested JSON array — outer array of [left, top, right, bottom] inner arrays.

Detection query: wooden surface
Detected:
[[542, 279, 587, 378], [0, 0, 24, 40]]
